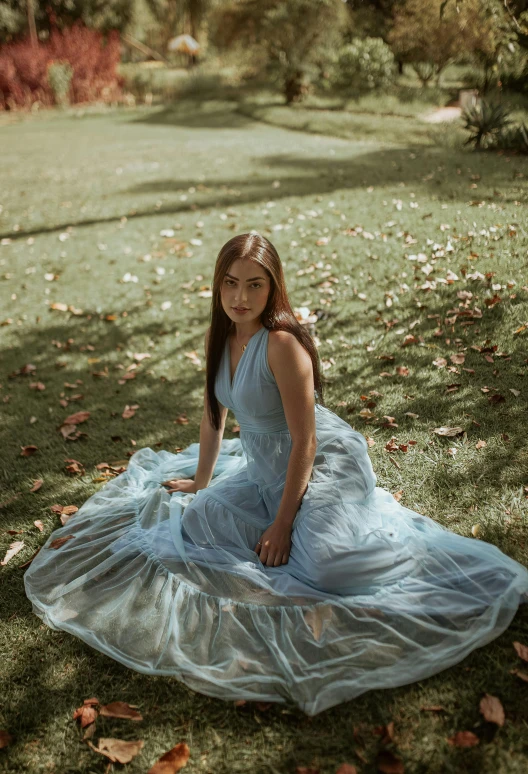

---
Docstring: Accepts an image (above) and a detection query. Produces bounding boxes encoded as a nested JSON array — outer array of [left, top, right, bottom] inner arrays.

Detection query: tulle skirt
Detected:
[[24, 404, 528, 715]]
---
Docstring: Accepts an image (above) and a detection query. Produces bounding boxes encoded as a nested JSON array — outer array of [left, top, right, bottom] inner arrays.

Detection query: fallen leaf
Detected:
[[18, 547, 41, 568], [33, 520, 44, 532], [29, 479, 43, 492], [21, 445, 38, 456], [86, 738, 144, 764], [62, 410, 90, 425], [376, 749, 404, 773], [447, 731, 479, 747], [450, 353, 465, 365], [510, 669, 528, 682], [432, 426, 464, 437], [336, 765, 357, 774], [513, 641, 528, 662], [1, 541, 25, 566], [73, 704, 99, 728], [99, 702, 143, 722], [0, 731, 13, 748], [479, 694, 505, 726], [393, 490, 404, 501], [147, 741, 190, 773], [304, 605, 333, 641], [373, 721, 395, 745], [49, 535, 75, 549], [475, 440, 487, 450]]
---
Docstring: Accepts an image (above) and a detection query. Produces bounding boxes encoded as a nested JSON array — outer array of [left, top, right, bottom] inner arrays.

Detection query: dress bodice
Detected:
[[214, 326, 289, 434]]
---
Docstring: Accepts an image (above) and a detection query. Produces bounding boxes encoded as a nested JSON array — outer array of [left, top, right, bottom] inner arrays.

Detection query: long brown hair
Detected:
[[205, 232, 325, 431]]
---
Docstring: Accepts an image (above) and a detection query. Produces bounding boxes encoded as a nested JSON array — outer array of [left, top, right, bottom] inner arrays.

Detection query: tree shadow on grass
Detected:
[[1, 137, 525, 243]]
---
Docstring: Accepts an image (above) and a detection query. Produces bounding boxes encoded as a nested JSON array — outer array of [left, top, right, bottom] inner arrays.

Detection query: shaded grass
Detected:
[[0, 99, 527, 773]]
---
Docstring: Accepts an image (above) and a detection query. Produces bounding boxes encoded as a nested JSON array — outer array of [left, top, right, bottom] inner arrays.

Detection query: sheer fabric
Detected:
[[24, 325, 528, 715]]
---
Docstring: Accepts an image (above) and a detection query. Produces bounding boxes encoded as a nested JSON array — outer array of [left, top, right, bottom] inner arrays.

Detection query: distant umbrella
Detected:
[[167, 35, 200, 55]]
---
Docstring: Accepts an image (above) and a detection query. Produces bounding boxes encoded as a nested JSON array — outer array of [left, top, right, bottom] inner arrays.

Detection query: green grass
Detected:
[[0, 98, 527, 773]]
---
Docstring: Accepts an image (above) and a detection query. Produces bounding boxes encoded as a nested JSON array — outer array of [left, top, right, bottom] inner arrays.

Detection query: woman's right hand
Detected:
[[161, 478, 198, 495]]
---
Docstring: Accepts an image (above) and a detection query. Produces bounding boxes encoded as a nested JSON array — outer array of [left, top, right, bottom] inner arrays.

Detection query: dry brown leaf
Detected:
[[393, 490, 404, 502], [49, 535, 75, 549], [1, 541, 25, 566], [336, 765, 357, 774], [99, 702, 143, 721], [33, 520, 44, 532], [510, 669, 528, 682], [86, 737, 144, 764], [373, 721, 395, 745], [64, 458, 85, 476], [475, 440, 487, 450], [62, 410, 90, 425], [147, 741, 190, 773], [479, 694, 505, 726], [73, 704, 99, 728], [18, 547, 41, 569], [304, 605, 333, 641], [513, 641, 528, 662], [376, 749, 404, 773], [20, 445, 38, 456], [447, 731, 479, 747], [450, 353, 466, 364], [30, 479, 43, 492], [0, 731, 13, 748]]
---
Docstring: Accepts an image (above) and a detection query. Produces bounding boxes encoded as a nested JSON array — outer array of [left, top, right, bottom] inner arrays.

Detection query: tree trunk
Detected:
[[27, 0, 37, 47], [284, 70, 304, 104]]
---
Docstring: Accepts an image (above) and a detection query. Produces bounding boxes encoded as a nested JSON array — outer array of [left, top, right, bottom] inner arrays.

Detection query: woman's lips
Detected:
[[232, 307, 249, 312]]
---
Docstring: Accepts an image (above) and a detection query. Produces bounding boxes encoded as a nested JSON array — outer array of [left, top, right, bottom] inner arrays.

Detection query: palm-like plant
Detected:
[[462, 99, 513, 149]]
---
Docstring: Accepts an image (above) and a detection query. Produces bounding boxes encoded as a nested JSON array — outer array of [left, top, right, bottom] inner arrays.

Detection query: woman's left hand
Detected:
[[255, 521, 292, 567]]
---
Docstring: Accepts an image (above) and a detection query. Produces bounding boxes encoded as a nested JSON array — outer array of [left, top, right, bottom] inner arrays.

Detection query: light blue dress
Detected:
[[24, 325, 528, 715]]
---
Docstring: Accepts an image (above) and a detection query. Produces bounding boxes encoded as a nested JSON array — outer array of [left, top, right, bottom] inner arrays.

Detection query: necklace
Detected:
[[234, 325, 262, 352], [235, 335, 248, 352]]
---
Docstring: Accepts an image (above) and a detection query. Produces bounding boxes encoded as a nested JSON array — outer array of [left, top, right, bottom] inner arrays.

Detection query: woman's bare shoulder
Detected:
[[268, 329, 312, 367]]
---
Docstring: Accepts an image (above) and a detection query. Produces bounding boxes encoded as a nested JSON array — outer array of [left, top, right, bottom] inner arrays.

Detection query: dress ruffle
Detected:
[[24, 404, 528, 715]]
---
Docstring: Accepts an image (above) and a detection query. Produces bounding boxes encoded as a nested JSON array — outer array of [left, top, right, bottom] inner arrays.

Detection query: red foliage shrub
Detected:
[[0, 22, 123, 110]]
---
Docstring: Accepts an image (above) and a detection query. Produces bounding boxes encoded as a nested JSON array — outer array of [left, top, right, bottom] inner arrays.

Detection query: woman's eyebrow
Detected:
[[225, 273, 266, 281]]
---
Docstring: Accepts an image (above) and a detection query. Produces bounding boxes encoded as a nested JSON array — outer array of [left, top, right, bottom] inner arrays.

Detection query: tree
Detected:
[[209, 0, 348, 103], [387, 0, 508, 86], [0, 0, 133, 42]]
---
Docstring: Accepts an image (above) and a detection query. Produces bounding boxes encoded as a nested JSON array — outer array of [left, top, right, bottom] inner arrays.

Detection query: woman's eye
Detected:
[[251, 283, 262, 289]]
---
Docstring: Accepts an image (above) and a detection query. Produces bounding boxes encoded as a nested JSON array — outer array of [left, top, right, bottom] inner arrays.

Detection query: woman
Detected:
[[24, 233, 528, 716]]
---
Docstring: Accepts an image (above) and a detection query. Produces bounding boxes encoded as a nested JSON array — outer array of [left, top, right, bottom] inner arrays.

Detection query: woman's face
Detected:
[[220, 258, 271, 326]]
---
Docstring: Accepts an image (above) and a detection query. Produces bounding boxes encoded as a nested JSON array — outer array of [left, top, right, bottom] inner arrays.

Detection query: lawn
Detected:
[[0, 98, 527, 773]]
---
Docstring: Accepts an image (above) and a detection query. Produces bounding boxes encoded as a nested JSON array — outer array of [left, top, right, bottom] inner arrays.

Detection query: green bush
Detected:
[[331, 37, 396, 93], [462, 99, 513, 149], [494, 122, 528, 153], [498, 47, 528, 94], [47, 60, 73, 107]]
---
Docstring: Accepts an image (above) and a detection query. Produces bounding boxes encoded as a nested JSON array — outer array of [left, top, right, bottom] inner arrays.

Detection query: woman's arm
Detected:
[[164, 327, 228, 494], [255, 330, 317, 566]]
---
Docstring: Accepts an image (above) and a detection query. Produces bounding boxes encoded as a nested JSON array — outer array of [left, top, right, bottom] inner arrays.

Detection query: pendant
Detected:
[[241, 344, 247, 352]]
